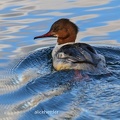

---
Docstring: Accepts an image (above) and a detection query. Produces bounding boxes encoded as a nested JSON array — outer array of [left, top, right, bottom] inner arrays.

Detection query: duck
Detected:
[[34, 18, 106, 73]]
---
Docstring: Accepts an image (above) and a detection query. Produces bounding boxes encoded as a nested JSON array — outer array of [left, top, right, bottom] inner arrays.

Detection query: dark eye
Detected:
[[53, 26, 63, 32], [53, 26, 59, 32]]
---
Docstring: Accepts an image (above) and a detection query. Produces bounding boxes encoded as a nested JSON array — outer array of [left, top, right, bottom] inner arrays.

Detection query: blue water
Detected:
[[0, 0, 120, 120]]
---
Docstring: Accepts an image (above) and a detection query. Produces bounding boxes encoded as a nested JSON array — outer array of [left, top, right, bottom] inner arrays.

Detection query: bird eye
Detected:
[[54, 26, 60, 32], [53, 26, 63, 32]]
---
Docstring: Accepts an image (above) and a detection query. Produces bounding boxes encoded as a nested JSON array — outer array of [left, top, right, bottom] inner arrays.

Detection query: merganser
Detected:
[[34, 18, 106, 73]]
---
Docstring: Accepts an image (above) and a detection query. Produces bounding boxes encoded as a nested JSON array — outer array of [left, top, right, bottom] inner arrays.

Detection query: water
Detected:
[[0, 0, 120, 120]]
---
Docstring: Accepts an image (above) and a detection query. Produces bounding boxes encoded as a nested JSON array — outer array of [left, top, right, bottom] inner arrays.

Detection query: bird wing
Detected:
[[56, 43, 101, 66]]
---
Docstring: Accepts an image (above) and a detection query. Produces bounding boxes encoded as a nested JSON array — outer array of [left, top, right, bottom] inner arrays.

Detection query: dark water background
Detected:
[[0, 0, 120, 120]]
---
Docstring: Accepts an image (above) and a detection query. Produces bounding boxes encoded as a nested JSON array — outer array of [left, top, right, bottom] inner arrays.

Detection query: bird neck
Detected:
[[57, 34, 76, 45]]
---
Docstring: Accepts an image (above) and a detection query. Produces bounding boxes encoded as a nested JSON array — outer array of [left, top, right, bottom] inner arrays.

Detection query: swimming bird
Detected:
[[34, 18, 106, 73]]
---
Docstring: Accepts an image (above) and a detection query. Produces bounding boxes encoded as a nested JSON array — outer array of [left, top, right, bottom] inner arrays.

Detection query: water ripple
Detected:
[[0, 0, 120, 120]]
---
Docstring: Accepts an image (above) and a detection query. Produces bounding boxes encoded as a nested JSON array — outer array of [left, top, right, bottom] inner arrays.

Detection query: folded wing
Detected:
[[56, 43, 101, 66]]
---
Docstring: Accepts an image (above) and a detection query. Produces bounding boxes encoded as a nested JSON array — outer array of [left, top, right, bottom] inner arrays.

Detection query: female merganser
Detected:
[[34, 18, 106, 73]]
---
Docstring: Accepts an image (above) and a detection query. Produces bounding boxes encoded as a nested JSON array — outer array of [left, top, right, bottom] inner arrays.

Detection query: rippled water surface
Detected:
[[0, 0, 120, 120]]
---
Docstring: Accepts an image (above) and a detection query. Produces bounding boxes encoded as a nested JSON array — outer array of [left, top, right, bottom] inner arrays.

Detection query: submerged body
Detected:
[[34, 18, 106, 73]]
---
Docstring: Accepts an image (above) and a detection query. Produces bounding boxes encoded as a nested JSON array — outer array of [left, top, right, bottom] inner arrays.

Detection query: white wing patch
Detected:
[[57, 52, 66, 58]]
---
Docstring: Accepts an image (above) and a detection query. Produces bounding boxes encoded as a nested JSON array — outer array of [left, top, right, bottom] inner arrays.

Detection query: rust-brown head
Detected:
[[34, 18, 79, 45]]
